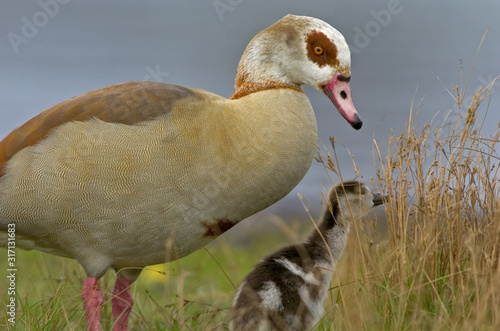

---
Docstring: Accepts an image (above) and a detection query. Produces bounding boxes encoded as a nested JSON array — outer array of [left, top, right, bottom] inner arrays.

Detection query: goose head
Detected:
[[233, 14, 362, 130]]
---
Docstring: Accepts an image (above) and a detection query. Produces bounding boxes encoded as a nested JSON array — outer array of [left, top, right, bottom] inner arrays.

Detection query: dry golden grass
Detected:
[[317, 70, 500, 330]]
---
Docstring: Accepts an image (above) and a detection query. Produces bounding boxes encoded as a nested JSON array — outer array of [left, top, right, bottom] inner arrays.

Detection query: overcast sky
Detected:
[[1, 0, 498, 220]]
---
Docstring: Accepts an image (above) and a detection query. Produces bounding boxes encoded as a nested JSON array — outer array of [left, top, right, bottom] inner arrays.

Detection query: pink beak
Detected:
[[323, 74, 362, 130]]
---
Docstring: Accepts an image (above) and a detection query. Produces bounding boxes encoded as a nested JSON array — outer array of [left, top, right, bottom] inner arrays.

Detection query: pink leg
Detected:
[[112, 275, 134, 331], [82, 277, 104, 331]]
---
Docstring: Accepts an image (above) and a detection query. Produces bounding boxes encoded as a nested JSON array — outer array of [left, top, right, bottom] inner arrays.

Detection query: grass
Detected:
[[323, 67, 499, 330], [1, 67, 499, 329]]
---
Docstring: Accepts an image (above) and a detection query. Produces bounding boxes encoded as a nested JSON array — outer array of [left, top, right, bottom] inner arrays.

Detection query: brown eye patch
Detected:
[[306, 30, 339, 68]]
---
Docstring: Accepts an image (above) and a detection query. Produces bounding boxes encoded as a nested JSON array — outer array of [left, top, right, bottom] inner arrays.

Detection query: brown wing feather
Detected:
[[0, 81, 198, 176]]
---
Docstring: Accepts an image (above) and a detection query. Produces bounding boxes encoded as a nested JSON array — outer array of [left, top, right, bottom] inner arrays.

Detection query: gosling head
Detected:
[[326, 181, 386, 225]]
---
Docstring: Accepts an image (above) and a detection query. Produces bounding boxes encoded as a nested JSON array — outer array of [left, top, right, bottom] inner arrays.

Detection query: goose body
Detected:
[[0, 15, 361, 330], [230, 181, 386, 331], [0, 84, 317, 268]]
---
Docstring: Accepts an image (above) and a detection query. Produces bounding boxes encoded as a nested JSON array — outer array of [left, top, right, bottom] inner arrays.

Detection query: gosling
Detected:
[[230, 181, 386, 331]]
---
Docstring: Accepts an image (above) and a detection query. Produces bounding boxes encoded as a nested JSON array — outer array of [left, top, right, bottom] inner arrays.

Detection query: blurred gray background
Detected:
[[1, 0, 498, 227]]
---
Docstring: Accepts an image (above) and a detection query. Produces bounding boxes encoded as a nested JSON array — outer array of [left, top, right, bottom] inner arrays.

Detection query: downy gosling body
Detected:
[[230, 181, 386, 331]]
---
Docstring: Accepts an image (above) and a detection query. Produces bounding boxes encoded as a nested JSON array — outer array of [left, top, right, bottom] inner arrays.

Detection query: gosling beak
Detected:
[[372, 193, 388, 206]]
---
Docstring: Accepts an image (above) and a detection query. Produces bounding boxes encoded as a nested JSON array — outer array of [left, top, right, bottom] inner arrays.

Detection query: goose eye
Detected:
[[314, 46, 324, 56]]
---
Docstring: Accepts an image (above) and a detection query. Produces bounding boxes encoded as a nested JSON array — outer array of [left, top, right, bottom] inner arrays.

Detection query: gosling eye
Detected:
[[314, 46, 324, 57]]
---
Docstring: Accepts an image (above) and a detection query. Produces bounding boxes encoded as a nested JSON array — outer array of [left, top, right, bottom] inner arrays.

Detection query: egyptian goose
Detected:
[[230, 181, 386, 331], [0, 15, 361, 330]]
